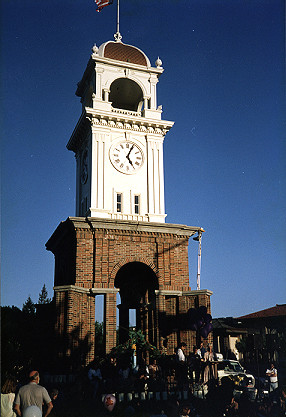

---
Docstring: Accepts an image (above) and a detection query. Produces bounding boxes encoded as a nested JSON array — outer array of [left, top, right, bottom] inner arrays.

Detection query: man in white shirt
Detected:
[[176, 343, 186, 362], [176, 343, 187, 389], [266, 363, 278, 400]]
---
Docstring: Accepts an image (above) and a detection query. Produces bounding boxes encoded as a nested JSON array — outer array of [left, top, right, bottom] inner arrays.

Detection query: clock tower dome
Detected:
[[67, 40, 174, 223]]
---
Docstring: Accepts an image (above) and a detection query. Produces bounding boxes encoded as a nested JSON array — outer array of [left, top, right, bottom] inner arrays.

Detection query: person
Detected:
[[1, 376, 17, 417], [14, 371, 53, 417], [49, 388, 59, 402], [203, 345, 216, 384], [266, 363, 278, 401], [47, 388, 60, 415], [189, 346, 201, 384], [176, 343, 188, 389], [134, 359, 149, 393], [87, 361, 103, 399], [176, 342, 187, 362], [217, 376, 237, 417], [148, 358, 160, 380], [180, 405, 191, 417], [102, 356, 118, 392], [148, 359, 162, 391], [118, 360, 132, 392], [279, 385, 286, 412], [197, 341, 206, 359]]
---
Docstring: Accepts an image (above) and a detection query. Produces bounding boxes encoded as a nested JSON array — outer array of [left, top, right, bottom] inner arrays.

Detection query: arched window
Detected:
[[109, 78, 143, 112]]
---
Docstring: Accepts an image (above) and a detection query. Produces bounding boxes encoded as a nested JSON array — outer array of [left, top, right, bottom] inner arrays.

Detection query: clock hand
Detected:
[[126, 145, 134, 167], [127, 155, 134, 167], [126, 145, 134, 159]]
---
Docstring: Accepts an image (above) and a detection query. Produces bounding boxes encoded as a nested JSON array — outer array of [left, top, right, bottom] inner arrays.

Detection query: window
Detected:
[[116, 193, 122, 212], [134, 195, 140, 214]]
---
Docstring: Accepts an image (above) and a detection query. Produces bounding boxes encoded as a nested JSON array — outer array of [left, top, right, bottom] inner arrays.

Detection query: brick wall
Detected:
[[47, 218, 212, 367]]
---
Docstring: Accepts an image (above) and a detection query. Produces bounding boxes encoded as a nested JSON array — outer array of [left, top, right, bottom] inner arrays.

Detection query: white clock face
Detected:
[[109, 141, 144, 174]]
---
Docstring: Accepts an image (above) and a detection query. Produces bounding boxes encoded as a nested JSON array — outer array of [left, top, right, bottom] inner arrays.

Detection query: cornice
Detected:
[[54, 285, 89, 294], [67, 216, 203, 238], [182, 289, 213, 297], [155, 289, 183, 296], [53, 285, 119, 295], [66, 113, 90, 153], [90, 287, 119, 295], [92, 55, 164, 75], [67, 109, 174, 152]]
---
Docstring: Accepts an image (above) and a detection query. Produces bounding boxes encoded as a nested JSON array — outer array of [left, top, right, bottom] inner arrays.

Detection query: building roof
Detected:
[[212, 317, 249, 334], [98, 41, 151, 67], [236, 304, 286, 319]]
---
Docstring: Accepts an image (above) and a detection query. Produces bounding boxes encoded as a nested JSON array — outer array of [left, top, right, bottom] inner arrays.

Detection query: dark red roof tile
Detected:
[[237, 304, 286, 319], [104, 42, 148, 66]]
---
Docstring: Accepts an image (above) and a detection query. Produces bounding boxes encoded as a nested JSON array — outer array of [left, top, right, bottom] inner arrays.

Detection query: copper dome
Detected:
[[99, 41, 150, 67]]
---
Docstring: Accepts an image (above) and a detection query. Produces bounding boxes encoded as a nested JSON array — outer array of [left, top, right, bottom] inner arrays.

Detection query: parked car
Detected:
[[216, 359, 257, 400]]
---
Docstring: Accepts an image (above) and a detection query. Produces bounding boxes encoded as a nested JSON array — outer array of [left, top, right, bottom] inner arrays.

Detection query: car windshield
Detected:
[[218, 361, 244, 372]]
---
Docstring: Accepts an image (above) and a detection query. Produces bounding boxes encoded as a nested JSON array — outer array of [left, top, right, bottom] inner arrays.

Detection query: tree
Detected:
[[1, 306, 26, 378], [38, 284, 51, 304], [94, 321, 104, 357], [22, 296, 35, 315], [2, 287, 56, 379]]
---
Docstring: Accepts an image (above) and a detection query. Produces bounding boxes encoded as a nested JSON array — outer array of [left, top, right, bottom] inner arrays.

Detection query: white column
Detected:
[[144, 97, 148, 110], [95, 68, 104, 99], [104, 88, 109, 102], [90, 131, 99, 210], [158, 139, 165, 215], [146, 137, 155, 215], [149, 76, 158, 110], [153, 142, 160, 214]]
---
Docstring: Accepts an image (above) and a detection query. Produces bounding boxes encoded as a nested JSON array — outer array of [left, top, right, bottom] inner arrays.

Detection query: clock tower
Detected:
[[68, 41, 173, 223], [46, 36, 213, 368]]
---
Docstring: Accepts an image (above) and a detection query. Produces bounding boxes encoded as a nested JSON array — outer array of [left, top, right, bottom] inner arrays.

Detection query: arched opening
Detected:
[[109, 78, 143, 112], [114, 262, 159, 347]]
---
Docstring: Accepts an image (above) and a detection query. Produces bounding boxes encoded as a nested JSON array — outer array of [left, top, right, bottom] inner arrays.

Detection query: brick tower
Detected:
[[46, 37, 213, 368]]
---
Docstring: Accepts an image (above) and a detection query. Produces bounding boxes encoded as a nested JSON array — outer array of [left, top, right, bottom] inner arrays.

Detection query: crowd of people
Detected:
[[83, 342, 219, 398], [1, 348, 285, 417]]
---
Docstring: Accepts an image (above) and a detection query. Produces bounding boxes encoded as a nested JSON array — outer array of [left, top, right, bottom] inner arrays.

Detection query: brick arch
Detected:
[[109, 256, 160, 287]]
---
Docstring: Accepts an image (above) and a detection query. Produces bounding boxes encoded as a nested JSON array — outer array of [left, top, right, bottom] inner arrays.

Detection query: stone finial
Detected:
[[155, 57, 162, 68], [114, 32, 122, 42], [92, 44, 99, 54]]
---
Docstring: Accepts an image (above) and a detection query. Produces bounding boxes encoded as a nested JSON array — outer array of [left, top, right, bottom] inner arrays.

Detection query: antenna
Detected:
[[114, 0, 122, 42]]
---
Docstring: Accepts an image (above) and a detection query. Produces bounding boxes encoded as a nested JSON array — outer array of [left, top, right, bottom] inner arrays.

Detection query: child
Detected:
[[180, 406, 191, 417]]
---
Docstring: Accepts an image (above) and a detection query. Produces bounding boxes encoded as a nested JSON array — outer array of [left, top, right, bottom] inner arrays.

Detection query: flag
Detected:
[[95, 0, 113, 12]]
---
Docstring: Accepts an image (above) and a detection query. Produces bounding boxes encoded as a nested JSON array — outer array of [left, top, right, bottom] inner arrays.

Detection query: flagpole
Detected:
[[114, 0, 122, 42], [117, 0, 120, 35]]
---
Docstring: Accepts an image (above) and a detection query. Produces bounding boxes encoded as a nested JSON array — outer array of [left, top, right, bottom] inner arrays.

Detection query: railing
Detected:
[[111, 213, 148, 222], [111, 107, 141, 117]]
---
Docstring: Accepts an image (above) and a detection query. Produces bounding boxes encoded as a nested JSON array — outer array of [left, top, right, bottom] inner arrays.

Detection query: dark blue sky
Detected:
[[1, 0, 285, 318]]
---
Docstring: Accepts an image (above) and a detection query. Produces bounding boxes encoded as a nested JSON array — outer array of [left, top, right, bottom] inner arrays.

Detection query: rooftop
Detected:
[[98, 41, 150, 67], [236, 304, 286, 319]]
